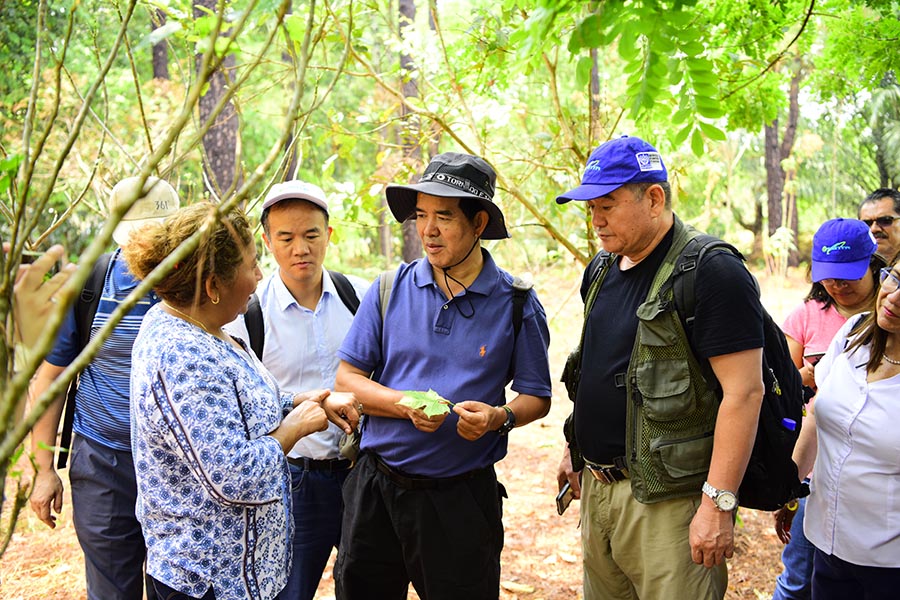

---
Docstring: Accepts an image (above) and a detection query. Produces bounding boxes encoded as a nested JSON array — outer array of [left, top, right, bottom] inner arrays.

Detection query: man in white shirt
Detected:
[[226, 180, 368, 600]]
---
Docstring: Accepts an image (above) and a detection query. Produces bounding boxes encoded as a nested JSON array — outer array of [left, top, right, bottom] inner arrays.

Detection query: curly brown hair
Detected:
[[122, 203, 254, 305]]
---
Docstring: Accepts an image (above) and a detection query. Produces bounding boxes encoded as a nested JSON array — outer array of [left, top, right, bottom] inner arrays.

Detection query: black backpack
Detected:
[[671, 235, 810, 510], [244, 270, 361, 360], [57, 252, 113, 469]]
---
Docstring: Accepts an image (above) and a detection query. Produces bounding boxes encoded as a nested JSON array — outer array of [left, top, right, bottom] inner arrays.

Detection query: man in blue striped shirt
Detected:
[[29, 177, 179, 600]]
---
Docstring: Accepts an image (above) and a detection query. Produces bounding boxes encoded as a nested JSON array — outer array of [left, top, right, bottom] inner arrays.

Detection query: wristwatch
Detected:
[[496, 405, 516, 435], [702, 481, 738, 512]]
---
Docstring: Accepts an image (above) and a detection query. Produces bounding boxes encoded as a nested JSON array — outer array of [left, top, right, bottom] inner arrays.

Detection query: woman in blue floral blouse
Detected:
[[124, 203, 360, 600]]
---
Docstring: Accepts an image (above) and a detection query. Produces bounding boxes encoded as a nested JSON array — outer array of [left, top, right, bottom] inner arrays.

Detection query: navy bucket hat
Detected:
[[385, 152, 510, 240]]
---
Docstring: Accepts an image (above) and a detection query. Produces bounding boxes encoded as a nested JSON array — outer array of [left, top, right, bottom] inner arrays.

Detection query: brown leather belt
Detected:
[[586, 460, 629, 484]]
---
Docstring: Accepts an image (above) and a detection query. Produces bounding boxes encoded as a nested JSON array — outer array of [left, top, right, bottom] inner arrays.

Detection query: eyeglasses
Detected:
[[820, 276, 863, 286], [879, 267, 900, 293], [861, 215, 900, 228]]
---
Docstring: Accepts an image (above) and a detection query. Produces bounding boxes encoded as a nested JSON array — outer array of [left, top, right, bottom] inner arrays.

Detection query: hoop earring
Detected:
[[211, 295, 220, 305]]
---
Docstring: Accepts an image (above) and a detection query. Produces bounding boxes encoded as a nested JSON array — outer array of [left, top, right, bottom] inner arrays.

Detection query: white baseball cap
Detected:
[[262, 180, 329, 215], [109, 176, 181, 246]]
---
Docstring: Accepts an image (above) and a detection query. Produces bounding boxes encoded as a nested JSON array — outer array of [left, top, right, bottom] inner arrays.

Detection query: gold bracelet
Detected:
[[785, 499, 799, 512]]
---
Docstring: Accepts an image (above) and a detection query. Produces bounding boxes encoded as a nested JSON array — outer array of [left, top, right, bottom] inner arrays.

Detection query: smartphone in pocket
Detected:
[[556, 481, 575, 515]]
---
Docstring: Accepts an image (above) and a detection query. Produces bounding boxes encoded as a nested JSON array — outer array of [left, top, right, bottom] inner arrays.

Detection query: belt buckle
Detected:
[[588, 465, 614, 484]]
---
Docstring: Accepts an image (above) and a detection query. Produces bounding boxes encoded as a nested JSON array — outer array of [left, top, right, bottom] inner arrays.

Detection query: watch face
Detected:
[[717, 492, 738, 511]]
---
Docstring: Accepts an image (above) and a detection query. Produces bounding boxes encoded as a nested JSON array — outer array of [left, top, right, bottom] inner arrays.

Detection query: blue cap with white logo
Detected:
[[811, 218, 878, 282], [556, 136, 668, 204]]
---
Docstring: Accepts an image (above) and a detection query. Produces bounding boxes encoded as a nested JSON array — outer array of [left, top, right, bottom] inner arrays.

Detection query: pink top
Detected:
[[782, 300, 848, 360]]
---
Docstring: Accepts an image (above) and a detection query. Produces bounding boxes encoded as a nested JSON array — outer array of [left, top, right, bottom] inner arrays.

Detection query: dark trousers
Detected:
[[150, 575, 216, 600], [69, 435, 155, 600], [276, 461, 349, 600], [334, 453, 504, 600], [812, 548, 900, 600]]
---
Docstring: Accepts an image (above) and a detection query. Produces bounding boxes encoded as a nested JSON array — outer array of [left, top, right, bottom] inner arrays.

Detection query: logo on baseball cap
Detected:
[[109, 176, 180, 246], [556, 136, 667, 203], [811, 218, 878, 282]]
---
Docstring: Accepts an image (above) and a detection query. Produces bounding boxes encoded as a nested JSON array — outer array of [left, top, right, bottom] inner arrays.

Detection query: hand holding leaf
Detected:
[[397, 389, 453, 418]]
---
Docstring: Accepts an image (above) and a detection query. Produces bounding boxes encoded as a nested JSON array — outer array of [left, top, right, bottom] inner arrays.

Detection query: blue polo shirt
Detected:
[[337, 250, 552, 477], [46, 249, 160, 451]]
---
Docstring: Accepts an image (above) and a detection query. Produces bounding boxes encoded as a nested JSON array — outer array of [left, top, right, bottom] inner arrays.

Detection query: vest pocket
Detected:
[[635, 301, 696, 421], [635, 358, 694, 420], [649, 431, 714, 484]]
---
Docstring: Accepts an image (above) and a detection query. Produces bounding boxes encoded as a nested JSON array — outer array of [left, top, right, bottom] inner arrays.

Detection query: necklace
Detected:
[[164, 303, 213, 334], [882, 353, 900, 365]]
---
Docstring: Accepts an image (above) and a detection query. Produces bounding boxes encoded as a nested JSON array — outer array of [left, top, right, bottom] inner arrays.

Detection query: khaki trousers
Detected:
[[581, 475, 727, 600]]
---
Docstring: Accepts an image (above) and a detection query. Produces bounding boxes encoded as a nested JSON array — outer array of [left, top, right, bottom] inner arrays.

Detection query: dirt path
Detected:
[[0, 397, 786, 600]]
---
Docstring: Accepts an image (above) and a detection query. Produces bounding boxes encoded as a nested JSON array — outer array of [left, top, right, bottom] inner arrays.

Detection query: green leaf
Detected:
[[698, 121, 727, 141], [673, 122, 694, 145], [576, 55, 593, 89], [579, 14, 602, 48], [398, 389, 452, 417], [284, 14, 307, 44], [672, 108, 691, 125], [680, 40, 704, 57], [691, 129, 705, 157]]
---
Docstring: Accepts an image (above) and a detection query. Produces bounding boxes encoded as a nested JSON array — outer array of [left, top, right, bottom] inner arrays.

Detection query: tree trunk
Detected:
[[764, 65, 802, 268], [398, 0, 423, 263], [151, 10, 169, 80], [194, 0, 241, 200]]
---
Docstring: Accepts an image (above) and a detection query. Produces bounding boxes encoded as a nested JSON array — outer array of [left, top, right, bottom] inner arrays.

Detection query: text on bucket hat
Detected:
[[385, 152, 510, 240], [110, 176, 180, 246], [262, 180, 329, 215], [556, 135, 667, 203], [811, 218, 878, 283]]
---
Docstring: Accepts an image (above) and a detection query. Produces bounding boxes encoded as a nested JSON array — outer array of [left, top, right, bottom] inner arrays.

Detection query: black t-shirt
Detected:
[[574, 224, 764, 464]]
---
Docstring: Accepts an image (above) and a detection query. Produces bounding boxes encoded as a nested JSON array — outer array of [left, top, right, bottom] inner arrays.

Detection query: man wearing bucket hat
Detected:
[[224, 179, 369, 600], [555, 136, 765, 599], [333, 152, 552, 599], [30, 176, 179, 600]]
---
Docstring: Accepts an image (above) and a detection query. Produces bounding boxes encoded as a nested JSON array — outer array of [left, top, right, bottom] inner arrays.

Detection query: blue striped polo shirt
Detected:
[[46, 248, 159, 451]]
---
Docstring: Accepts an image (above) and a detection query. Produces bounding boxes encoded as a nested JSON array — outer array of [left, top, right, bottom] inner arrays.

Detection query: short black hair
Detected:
[[859, 188, 900, 217]]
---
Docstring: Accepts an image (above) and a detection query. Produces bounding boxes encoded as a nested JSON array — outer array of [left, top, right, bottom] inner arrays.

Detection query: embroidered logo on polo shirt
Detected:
[[479, 345, 486, 357]]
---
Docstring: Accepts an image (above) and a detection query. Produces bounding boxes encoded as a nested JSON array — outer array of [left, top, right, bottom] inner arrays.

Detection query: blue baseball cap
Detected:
[[556, 136, 668, 203], [811, 218, 878, 282]]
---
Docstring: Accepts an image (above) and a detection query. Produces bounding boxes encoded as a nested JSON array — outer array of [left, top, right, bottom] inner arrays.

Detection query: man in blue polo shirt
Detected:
[[29, 176, 179, 600], [333, 152, 553, 600]]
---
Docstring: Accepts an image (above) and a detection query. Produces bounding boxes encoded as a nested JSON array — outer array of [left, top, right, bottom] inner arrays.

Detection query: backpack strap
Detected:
[[378, 268, 398, 322], [245, 294, 264, 360], [58, 252, 113, 469], [511, 277, 533, 338], [670, 234, 745, 335], [328, 270, 361, 315]]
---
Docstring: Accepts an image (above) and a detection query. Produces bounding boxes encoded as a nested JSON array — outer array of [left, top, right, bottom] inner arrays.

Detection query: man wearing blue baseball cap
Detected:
[[556, 136, 765, 599]]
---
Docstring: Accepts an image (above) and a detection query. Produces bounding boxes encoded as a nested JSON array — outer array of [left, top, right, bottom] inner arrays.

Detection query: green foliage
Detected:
[[398, 389, 452, 417]]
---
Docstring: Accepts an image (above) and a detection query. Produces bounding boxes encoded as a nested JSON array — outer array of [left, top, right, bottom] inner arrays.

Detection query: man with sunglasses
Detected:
[[858, 189, 900, 261]]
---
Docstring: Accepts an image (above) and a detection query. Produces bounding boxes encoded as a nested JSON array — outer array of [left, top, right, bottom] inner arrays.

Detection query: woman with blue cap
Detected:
[[772, 218, 884, 600]]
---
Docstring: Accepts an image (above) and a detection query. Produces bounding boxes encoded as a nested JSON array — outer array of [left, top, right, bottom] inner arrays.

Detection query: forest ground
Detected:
[[1, 266, 806, 599]]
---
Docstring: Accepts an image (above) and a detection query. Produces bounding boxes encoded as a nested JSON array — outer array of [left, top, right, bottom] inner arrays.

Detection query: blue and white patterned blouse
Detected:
[[131, 305, 294, 600]]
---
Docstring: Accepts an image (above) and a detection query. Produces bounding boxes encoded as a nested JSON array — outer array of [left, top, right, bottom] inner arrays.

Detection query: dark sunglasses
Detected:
[[861, 215, 900, 227]]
